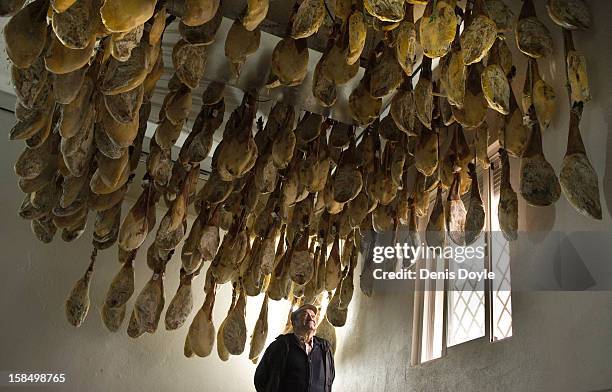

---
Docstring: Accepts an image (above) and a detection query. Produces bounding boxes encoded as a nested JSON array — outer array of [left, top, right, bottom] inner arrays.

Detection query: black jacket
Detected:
[[254, 334, 335, 392]]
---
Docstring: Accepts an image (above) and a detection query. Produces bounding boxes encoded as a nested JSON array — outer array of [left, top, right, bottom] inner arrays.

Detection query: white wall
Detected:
[[334, 1, 612, 392], [0, 104, 294, 391]]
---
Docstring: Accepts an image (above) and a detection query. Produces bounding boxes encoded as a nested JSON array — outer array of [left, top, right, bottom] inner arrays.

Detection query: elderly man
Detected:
[[254, 304, 335, 392]]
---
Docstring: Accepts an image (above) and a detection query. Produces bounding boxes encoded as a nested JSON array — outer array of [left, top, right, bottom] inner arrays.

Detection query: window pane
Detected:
[[447, 236, 486, 347], [420, 257, 445, 363], [488, 156, 513, 341]]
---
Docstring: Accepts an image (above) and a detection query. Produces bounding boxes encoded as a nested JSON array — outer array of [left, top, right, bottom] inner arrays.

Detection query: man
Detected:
[[254, 304, 335, 392]]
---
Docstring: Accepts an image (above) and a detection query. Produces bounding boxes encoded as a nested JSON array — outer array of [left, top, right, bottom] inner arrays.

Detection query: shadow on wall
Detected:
[[603, 119, 612, 220], [336, 255, 415, 363], [337, 275, 372, 363], [553, 235, 596, 290], [339, 248, 387, 364]]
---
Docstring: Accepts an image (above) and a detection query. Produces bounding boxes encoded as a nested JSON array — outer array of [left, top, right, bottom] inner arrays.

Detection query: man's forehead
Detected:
[[296, 308, 316, 316]]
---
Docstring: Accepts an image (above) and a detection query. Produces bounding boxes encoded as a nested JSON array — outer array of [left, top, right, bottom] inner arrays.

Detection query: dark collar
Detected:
[[291, 333, 320, 348]]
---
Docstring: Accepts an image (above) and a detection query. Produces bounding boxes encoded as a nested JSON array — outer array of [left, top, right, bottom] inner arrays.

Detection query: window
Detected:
[[412, 151, 513, 366]]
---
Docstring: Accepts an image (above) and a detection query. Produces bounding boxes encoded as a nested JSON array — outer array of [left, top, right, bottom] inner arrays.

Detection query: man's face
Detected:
[[295, 309, 317, 332]]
